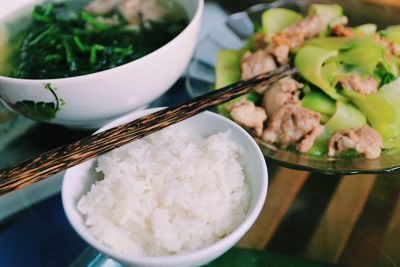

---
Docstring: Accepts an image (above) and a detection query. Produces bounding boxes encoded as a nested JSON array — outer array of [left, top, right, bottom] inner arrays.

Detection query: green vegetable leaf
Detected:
[[246, 92, 262, 105], [295, 45, 344, 100], [354, 24, 377, 35], [308, 4, 343, 22], [343, 88, 396, 141], [214, 48, 264, 117], [81, 11, 109, 30], [32, 3, 53, 22], [377, 78, 400, 145], [216, 50, 242, 89], [324, 101, 367, 133], [262, 8, 303, 39], [332, 37, 384, 75], [215, 49, 244, 117], [10, 2, 187, 79], [301, 90, 336, 118], [304, 37, 352, 50], [308, 101, 367, 156], [384, 25, 400, 44], [374, 65, 397, 86]]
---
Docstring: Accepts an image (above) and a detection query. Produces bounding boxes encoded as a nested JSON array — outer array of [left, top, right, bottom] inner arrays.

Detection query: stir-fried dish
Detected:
[[216, 4, 400, 159], [2, 0, 187, 79]]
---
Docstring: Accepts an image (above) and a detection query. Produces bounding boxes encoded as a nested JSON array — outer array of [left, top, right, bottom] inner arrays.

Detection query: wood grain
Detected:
[[303, 174, 377, 263], [338, 173, 400, 267], [361, 0, 400, 8], [377, 183, 400, 267], [0, 66, 295, 196], [237, 168, 310, 250]]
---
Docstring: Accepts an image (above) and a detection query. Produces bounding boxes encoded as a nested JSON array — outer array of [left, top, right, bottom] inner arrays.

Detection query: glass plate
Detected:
[[186, 0, 400, 175]]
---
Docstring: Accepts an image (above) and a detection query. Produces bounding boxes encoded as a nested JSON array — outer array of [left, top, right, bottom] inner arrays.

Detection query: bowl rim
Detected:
[[61, 107, 268, 265], [0, 0, 204, 82]]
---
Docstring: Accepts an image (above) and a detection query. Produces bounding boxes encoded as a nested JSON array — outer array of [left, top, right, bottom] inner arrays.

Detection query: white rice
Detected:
[[77, 126, 250, 256]]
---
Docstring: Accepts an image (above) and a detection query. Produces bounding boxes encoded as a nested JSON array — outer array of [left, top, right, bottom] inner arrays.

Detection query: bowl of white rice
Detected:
[[62, 107, 268, 267]]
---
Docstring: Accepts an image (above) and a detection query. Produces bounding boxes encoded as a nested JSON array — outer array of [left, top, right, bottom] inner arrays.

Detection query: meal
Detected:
[[77, 127, 250, 256], [1, 0, 187, 79], [216, 4, 400, 159]]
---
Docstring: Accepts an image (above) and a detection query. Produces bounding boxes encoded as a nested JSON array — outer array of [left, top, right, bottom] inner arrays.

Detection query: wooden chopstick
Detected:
[[0, 65, 295, 196]]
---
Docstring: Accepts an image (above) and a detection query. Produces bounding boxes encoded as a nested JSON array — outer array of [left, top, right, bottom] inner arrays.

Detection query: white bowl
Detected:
[[0, 0, 203, 129], [62, 107, 269, 267]]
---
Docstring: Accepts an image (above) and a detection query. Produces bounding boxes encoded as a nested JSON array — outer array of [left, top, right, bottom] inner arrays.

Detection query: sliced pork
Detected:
[[118, 0, 167, 25], [328, 125, 383, 159], [374, 35, 399, 56], [332, 24, 354, 37], [262, 104, 324, 152], [268, 14, 332, 64], [262, 77, 303, 117], [228, 99, 267, 137], [339, 75, 379, 95], [86, 0, 166, 25], [240, 49, 277, 80], [85, 0, 121, 15], [268, 44, 290, 66]]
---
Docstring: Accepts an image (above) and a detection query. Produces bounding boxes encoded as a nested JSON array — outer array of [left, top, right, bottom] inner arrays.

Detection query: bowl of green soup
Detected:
[[0, 0, 203, 128]]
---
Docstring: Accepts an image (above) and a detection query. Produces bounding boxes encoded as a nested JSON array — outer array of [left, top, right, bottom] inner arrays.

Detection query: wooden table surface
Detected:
[[214, 0, 400, 266], [236, 163, 400, 266], [362, 0, 400, 8], [1, 1, 399, 266], [218, 0, 400, 14]]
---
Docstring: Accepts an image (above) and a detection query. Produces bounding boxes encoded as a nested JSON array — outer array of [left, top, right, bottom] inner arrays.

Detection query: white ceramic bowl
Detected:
[[62, 107, 269, 267], [0, 0, 203, 129]]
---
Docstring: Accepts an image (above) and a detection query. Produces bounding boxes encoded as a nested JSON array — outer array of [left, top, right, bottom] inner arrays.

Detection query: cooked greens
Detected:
[[6, 1, 187, 79], [215, 3, 400, 158], [296, 36, 400, 146]]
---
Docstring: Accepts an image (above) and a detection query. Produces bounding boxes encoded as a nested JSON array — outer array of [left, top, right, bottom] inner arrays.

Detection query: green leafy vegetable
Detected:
[[376, 78, 400, 146], [384, 25, 400, 44], [308, 4, 343, 21], [9, 2, 187, 79], [354, 24, 377, 35], [342, 88, 396, 141], [332, 37, 384, 75], [308, 101, 367, 156], [262, 8, 303, 39], [215, 50, 242, 89], [295, 45, 343, 100], [215, 50, 243, 117], [215, 49, 260, 117], [214, 4, 400, 158], [296, 35, 400, 141], [374, 65, 397, 86], [301, 90, 336, 120], [324, 101, 367, 132], [304, 37, 352, 50]]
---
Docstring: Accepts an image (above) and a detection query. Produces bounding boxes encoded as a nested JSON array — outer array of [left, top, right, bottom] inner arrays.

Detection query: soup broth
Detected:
[[1, 0, 188, 79], [0, 26, 13, 76]]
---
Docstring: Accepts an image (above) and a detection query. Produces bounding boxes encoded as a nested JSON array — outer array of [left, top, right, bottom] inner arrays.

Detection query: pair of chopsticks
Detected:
[[0, 65, 295, 196]]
